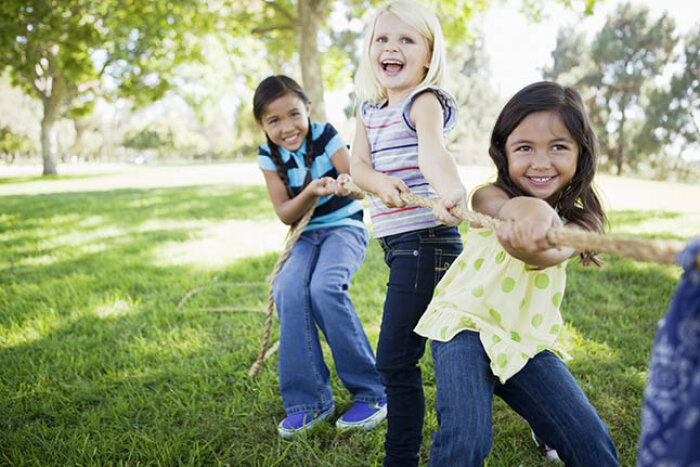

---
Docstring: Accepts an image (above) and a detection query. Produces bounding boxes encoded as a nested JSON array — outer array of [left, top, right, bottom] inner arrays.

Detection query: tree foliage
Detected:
[[0, 125, 36, 162], [231, 0, 494, 122], [634, 26, 700, 178], [0, 0, 219, 174], [544, 2, 696, 177]]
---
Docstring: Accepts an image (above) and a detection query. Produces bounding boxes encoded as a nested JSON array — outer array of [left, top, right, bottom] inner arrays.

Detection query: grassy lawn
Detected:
[[1, 163, 699, 466]]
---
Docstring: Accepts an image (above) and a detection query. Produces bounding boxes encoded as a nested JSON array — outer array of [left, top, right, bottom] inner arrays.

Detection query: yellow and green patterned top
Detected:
[[414, 225, 567, 383]]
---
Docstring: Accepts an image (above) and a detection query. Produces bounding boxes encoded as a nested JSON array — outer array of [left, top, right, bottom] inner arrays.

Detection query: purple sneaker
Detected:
[[335, 401, 387, 430], [277, 405, 334, 439]]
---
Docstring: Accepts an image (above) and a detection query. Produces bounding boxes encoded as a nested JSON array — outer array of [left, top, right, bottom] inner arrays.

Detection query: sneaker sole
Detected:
[[277, 406, 335, 439], [335, 404, 387, 430]]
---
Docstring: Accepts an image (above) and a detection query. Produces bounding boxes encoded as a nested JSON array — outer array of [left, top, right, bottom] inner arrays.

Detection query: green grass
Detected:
[[0, 166, 696, 466]]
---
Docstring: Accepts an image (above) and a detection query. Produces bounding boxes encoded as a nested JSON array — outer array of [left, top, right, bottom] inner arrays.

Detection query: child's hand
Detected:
[[433, 190, 466, 226], [496, 199, 562, 257], [493, 197, 573, 268], [377, 176, 410, 208], [308, 177, 335, 197], [496, 209, 561, 256], [332, 173, 353, 197]]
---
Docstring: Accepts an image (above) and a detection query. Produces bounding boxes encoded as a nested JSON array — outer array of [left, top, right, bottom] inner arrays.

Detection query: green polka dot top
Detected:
[[414, 225, 567, 383]]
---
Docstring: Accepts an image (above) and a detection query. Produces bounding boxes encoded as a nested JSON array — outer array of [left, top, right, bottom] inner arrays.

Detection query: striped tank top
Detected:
[[360, 86, 458, 238]]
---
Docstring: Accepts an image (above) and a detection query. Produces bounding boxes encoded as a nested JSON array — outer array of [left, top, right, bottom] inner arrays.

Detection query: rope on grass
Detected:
[[174, 282, 268, 313], [174, 201, 316, 379], [341, 179, 697, 268]]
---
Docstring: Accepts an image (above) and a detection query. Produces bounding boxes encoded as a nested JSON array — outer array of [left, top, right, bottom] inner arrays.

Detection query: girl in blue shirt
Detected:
[[253, 75, 386, 439]]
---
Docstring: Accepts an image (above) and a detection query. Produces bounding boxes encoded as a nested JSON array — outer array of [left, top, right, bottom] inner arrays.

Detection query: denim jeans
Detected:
[[375, 225, 463, 467], [273, 226, 385, 415], [429, 330, 619, 466]]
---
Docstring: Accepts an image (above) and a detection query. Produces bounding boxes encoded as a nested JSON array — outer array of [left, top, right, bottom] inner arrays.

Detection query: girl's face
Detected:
[[369, 12, 431, 103], [258, 93, 310, 152], [505, 110, 579, 206]]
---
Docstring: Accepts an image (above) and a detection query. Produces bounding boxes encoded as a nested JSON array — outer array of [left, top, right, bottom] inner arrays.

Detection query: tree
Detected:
[[545, 2, 678, 175], [229, 0, 332, 122], [591, 3, 676, 174], [0, 125, 36, 163], [0, 0, 218, 175], [634, 26, 699, 179]]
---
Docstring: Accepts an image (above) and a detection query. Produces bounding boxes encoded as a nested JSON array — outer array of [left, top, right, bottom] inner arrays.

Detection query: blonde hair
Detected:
[[354, 0, 447, 104]]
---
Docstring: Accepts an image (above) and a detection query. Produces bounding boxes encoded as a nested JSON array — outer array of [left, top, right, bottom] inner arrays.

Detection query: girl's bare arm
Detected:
[[411, 92, 466, 225]]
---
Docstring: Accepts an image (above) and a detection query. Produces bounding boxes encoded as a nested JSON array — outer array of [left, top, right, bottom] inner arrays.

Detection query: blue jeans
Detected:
[[375, 225, 463, 467], [273, 226, 385, 415], [429, 331, 618, 466]]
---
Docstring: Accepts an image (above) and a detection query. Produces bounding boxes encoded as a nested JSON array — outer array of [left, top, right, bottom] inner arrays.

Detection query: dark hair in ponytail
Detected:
[[253, 75, 315, 198], [489, 81, 607, 266]]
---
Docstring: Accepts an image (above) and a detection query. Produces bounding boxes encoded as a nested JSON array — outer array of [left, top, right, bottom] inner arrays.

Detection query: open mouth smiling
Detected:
[[528, 176, 556, 185], [381, 59, 404, 74]]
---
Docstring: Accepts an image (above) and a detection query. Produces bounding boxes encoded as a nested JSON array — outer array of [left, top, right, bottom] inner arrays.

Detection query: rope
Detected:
[[174, 282, 267, 313], [341, 179, 697, 268], [174, 203, 317, 378]]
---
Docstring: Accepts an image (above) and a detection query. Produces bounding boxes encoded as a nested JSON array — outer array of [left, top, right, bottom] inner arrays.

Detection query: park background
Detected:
[[1, 0, 699, 465]]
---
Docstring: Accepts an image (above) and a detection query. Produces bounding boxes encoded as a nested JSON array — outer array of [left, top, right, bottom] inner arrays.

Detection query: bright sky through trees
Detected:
[[482, 0, 697, 99]]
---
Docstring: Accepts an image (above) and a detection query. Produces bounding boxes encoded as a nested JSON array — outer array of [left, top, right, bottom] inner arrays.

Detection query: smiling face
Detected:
[[369, 12, 431, 104], [506, 110, 579, 206], [258, 93, 310, 152]]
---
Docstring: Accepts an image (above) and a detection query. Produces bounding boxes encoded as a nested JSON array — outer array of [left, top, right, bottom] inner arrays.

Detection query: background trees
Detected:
[[0, 0, 219, 174], [545, 2, 697, 178], [0, 0, 696, 181]]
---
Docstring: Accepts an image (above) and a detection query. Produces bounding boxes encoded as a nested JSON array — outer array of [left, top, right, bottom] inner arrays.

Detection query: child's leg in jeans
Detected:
[[273, 233, 333, 415], [497, 351, 619, 467], [429, 331, 496, 466], [376, 226, 462, 467], [309, 226, 385, 402]]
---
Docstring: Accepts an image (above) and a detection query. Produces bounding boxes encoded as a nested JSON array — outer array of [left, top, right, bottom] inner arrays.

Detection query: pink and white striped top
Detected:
[[360, 86, 458, 238]]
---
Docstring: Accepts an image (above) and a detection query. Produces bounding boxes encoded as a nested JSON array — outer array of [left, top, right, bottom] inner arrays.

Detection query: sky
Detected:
[[481, 0, 698, 99]]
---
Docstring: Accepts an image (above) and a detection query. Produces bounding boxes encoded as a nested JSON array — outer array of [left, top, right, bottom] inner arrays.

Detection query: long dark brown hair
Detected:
[[253, 75, 315, 198], [489, 81, 606, 265]]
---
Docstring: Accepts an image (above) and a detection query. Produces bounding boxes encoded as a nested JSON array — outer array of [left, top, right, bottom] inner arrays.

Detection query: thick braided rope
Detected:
[[248, 202, 317, 378], [342, 180, 695, 267]]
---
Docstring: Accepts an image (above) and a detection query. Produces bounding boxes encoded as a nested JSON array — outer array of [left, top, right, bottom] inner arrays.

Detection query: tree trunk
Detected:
[[615, 111, 626, 175], [41, 101, 59, 175], [298, 0, 328, 122], [73, 118, 87, 161], [39, 71, 64, 176]]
